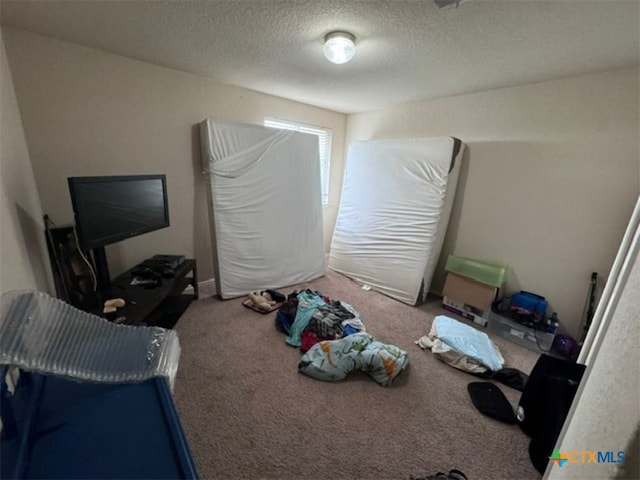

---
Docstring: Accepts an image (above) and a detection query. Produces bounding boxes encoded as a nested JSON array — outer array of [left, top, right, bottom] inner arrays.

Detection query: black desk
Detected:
[[0, 369, 199, 479], [109, 259, 198, 327]]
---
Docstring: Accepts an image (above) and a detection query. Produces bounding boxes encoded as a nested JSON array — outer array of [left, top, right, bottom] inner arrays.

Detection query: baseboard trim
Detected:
[[199, 278, 216, 288], [197, 278, 217, 297]]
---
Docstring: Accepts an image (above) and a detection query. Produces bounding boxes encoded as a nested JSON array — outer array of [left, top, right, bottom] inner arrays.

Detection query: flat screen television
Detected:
[[67, 174, 170, 295], [68, 174, 170, 250]]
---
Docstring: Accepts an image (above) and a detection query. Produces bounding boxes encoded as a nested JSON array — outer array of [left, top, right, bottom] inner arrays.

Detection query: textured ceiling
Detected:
[[1, 0, 638, 114]]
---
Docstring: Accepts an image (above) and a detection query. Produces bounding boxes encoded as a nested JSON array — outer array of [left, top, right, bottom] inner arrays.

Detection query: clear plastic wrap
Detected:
[[0, 291, 181, 389]]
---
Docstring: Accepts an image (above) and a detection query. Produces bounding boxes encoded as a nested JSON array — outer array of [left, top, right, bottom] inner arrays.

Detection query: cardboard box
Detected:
[[443, 272, 501, 311], [441, 272, 504, 327], [442, 296, 489, 327]]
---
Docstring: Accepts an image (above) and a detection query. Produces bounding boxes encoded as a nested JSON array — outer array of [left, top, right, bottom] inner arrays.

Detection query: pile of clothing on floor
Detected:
[[416, 314, 505, 374], [416, 314, 529, 393], [276, 289, 408, 386], [276, 290, 366, 351]]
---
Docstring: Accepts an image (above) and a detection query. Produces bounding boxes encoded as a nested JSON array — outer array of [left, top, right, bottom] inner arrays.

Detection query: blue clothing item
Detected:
[[342, 324, 361, 337], [285, 291, 326, 347], [275, 311, 292, 335]]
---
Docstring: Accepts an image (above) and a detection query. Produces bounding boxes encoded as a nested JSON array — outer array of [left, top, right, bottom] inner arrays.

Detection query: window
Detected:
[[264, 117, 332, 205]]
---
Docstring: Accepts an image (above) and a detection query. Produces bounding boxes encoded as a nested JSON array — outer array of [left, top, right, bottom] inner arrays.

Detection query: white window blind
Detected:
[[264, 117, 332, 205]]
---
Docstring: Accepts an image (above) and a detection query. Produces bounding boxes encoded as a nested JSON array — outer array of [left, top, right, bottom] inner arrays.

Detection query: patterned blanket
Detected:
[[298, 332, 409, 386]]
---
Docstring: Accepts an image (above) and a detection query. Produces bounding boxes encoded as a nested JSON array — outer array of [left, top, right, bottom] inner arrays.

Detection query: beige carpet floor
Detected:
[[173, 269, 542, 479]]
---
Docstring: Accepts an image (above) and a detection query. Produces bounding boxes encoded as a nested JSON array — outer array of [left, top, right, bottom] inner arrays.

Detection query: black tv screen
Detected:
[[68, 175, 170, 250]]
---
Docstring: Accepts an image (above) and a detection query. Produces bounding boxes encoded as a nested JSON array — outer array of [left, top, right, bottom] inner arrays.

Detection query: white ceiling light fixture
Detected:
[[323, 31, 356, 64]]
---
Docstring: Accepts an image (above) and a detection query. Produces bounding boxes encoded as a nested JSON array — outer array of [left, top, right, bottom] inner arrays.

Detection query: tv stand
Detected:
[[92, 246, 112, 296], [106, 259, 198, 327]]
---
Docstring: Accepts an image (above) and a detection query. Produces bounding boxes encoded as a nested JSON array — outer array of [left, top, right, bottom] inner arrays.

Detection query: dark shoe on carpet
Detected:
[[410, 469, 468, 480], [468, 381, 516, 424]]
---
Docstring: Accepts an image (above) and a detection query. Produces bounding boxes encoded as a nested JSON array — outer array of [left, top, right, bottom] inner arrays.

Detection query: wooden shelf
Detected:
[[108, 259, 198, 327]]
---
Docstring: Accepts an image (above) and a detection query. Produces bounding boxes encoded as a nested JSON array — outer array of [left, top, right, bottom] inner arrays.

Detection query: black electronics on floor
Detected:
[[517, 354, 586, 474]]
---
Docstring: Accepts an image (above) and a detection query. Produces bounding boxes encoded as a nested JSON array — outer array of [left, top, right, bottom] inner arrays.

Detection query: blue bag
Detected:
[[509, 291, 548, 321]]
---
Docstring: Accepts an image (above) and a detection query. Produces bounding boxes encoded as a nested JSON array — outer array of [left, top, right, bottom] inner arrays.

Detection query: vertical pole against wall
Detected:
[[577, 195, 640, 365]]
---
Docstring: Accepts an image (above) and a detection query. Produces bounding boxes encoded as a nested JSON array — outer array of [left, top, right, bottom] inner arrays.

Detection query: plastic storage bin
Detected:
[[488, 310, 555, 353], [445, 255, 508, 287]]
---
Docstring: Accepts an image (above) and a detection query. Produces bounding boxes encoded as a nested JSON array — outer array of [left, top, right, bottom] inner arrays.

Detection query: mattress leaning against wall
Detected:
[[200, 118, 326, 299], [328, 137, 465, 306]]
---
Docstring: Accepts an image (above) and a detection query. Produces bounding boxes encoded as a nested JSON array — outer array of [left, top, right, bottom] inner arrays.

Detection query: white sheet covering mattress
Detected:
[[329, 137, 464, 305], [201, 118, 325, 299]]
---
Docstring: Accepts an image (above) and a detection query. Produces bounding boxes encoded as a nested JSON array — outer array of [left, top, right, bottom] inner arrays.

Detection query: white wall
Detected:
[[547, 218, 639, 480], [4, 27, 639, 339], [2, 28, 346, 281], [3, 22, 638, 477], [0, 28, 52, 294], [346, 68, 639, 337]]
